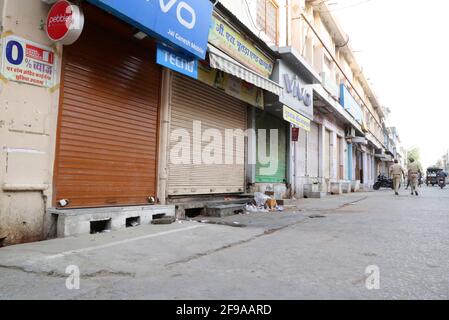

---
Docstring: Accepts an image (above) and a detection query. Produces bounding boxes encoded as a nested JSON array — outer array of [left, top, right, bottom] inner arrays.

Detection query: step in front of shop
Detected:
[[49, 205, 176, 238], [170, 198, 253, 219]]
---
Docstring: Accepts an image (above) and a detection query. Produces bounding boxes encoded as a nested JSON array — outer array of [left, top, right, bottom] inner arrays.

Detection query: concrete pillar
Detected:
[[318, 124, 325, 178], [246, 107, 257, 185], [362, 151, 368, 185], [331, 131, 338, 179], [348, 143, 353, 180], [157, 69, 172, 205]]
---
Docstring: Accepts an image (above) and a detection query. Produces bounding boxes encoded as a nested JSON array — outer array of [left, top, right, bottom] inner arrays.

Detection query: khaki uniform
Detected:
[[408, 162, 421, 194], [389, 163, 405, 194]]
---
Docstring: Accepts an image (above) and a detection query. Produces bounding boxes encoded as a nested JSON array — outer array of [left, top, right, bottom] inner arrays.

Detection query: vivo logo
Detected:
[[160, 0, 196, 30], [284, 74, 312, 107]]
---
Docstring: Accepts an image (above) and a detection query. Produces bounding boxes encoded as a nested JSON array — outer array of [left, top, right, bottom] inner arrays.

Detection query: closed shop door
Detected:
[[168, 74, 247, 195], [54, 23, 160, 208], [256, 111, 287, 183], [307, 122, 319, 177], [355, 150, 362, 181]]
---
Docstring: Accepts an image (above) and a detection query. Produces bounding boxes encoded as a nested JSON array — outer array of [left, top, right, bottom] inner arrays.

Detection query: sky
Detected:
[[329, 0, 449, 168]]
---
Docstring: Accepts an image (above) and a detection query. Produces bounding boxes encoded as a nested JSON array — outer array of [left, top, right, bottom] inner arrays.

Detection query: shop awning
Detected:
[[208, 45, 283, 96]]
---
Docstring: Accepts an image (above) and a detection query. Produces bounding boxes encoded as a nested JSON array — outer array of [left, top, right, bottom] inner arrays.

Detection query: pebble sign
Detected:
[[46, 0, 84, 45]]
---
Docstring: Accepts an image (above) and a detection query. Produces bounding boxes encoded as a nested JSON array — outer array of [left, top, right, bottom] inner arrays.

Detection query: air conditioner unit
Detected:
[[345, 127, 356, 139]]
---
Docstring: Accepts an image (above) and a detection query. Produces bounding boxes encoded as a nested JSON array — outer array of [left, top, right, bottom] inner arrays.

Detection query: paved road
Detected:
[[0, 187, 448, 300]]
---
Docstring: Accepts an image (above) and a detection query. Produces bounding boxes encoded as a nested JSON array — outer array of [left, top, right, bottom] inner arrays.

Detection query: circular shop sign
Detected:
[[46, 0, 84, 45]]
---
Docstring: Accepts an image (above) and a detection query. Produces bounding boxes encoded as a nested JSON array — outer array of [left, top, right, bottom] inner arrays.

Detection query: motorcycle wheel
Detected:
[[373, 183, 381, 191]]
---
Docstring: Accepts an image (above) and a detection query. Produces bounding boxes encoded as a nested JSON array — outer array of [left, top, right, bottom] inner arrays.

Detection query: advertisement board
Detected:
[[157, 44, 198, 79], [198, 61, 264, 109], [340, 84, 364, 125], [87, 0, 213, 59], [1, 35, 56, 88], [209, 15, 274, 78]]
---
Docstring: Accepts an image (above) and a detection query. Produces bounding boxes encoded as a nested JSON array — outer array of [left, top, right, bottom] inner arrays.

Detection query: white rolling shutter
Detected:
[[168, 74, 247, 196], [307, 122, 319, 178]]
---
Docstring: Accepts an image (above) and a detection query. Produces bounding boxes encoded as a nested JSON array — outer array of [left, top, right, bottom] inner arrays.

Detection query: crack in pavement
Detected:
[[165, 220, 308, 267], [0, 264, 135, 279], [164, 196, 370, 267]]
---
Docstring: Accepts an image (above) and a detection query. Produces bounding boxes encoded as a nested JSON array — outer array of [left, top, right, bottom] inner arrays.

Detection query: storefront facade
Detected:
[[0, 0, 215, 244], [260, 59, 314, 200], [159, 9, 282, 210]]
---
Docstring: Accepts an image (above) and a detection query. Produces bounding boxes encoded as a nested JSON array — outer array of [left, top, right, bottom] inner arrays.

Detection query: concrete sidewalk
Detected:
[[0, 192, 371, 300]]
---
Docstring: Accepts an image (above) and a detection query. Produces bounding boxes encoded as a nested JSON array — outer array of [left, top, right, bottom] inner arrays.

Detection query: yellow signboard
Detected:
[[283, 105, 311, 132], [198, 62, 264, 109], [208, 15, 273, 78]]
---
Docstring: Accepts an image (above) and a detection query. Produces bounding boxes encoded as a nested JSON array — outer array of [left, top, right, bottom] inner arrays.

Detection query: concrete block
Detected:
[[50, 205, 176, 238], [341, 181, 352, 194], [206, 204, 245, 217], [330, 182, 343, 195], [351, 180, 361, 192]]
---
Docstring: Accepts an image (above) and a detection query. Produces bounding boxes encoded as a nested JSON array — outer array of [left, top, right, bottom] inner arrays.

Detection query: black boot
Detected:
[[415, 191, 419, 196]]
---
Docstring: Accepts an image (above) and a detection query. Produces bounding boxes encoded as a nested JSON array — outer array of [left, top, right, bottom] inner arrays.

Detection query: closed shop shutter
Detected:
[[54, 24, 160, 208], [168, 74, 247, 195], [307, 122, 319, 177], [256, 111, 287, 183]]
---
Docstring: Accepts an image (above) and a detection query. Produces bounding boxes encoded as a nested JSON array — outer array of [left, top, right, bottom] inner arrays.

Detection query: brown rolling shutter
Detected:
[[54, 24, 160, 208], [168, 74, 247, 196]]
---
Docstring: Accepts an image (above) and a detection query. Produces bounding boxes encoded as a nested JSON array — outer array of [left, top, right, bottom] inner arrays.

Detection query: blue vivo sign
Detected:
[[157, 44, 198, 79], [87, 0, 213, 59], [340, 84, 363, 124]]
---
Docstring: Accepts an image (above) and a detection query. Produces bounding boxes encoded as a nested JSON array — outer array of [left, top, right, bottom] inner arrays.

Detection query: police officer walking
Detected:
[[408, 158, 421, 196], [389, 159, 406, 196]]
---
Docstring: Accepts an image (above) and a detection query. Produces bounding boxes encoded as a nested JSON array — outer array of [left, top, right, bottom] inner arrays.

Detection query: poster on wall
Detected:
[[0, 35, 56, 88], [198, 61, 264, 109]]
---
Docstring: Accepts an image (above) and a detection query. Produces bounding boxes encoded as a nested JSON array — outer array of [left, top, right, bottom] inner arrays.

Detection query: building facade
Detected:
[[0, 0, 402, 246]]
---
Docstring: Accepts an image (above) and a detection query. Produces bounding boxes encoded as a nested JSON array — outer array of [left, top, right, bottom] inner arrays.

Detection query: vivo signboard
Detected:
[[340, 84, 363, 125], [267, 60, 314, 120], [87, 0, 213, 59]]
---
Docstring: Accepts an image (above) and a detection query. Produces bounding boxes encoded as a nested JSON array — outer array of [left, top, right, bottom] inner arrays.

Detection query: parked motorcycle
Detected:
[[373, 175, 394, 190]]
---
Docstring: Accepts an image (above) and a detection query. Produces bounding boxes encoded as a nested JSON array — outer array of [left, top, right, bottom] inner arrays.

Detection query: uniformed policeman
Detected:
[[408, 158, 421, 196], [389, 159, 406, 196]]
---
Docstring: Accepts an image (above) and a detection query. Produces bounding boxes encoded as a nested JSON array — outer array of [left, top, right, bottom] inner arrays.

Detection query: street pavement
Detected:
[[0, 186, 448, 300]]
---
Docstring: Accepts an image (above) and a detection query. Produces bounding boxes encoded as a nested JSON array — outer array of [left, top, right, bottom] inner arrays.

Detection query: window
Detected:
[[257, 0, 278, 44]]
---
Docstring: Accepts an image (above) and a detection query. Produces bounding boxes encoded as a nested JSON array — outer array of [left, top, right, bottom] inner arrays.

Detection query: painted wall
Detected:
[[218, 0, 288, 47], [0, 0, 62, 245]]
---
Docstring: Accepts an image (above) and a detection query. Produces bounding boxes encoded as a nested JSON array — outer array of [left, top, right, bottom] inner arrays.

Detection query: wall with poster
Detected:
[[0, 0, 63, 245]]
